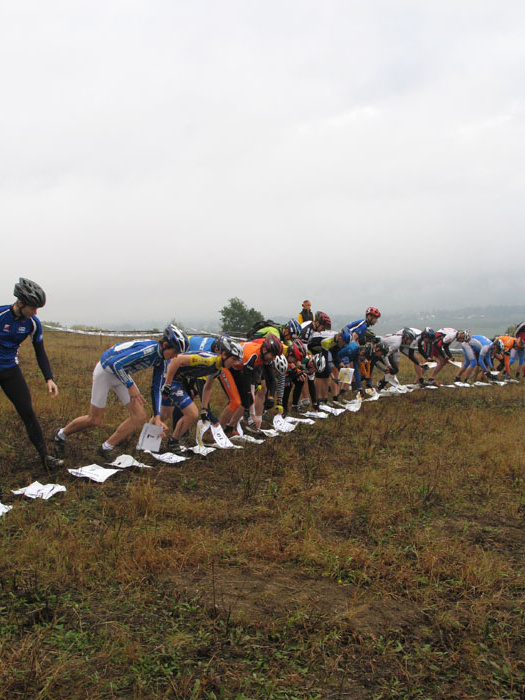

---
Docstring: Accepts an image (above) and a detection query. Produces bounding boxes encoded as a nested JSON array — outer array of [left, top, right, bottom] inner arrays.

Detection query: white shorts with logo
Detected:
[[90, 362, 132, 408]]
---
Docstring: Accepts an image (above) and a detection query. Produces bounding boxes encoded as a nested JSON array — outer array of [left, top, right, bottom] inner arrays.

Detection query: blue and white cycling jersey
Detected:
[[100, 339, 164, 388], [461, 335, 493, 371], [188, 336, 216, 353], [0, 305, 44, 371], [344, 319, 367, 344]]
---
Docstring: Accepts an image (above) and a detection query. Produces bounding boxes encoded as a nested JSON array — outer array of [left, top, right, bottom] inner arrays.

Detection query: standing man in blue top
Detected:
[[0, 278, 62, 471], [53, 325, 188, 458]]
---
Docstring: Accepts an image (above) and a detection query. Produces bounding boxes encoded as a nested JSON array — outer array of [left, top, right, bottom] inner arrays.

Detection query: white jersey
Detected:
[[437, 328, 458, 345], [381, 334, 403, 353], [394, 328, 422, 351]]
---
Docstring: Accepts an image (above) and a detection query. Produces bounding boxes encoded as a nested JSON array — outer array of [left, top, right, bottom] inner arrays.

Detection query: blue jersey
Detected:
[[461, 335, 493, 371], [188, 336, 216, 353], [335, 341, 363, 388], [0, 305, 44, 371], [344, 319, 367, 344], [101, 339, 164, 388]]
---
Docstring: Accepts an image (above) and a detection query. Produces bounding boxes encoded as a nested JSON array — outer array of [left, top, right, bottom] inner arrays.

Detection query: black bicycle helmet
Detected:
[[13, 278, 46, 307]]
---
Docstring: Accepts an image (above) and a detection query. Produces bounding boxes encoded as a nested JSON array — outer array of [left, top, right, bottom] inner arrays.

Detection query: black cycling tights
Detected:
[[0, 366, 46, 460]]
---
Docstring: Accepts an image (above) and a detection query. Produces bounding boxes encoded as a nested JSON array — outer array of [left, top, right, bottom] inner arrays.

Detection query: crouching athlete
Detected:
[[54, 325, 188, 458], [160, 337, 242, 451]]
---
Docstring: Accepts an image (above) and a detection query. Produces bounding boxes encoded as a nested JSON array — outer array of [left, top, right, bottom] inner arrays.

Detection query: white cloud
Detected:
[[1, 1, 525, 324]]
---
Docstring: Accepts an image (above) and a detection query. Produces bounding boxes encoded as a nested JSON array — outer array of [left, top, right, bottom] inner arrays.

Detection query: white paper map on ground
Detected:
[[185, 444, 216, 456], [110, 454, 152, 469], [424, 385, 439, 390], [364, 392, 381, 401], [68, 465, 120, 482], [145, 450, 187, 463], [0, 503, 13, 517], [136, 423, 163, 452], [211, 423, 243, 448], [338, 367, 354, 384], [473, 381, 491, 387], [12, 481, 67, 500], [441, 384, 457, 388], [303, 410, 328, 418], [319, 404, 346, 415], [232, 433, 265, 444], [454, 381, 472, 387], [284, 416, 315, 425], [448, 360, 463, 368], [422, 362, 437, 369], [273, 414, 296, 432], [341, 399, 362, 412], [260, 428, 280, 437], [378, 388, 397, 396]]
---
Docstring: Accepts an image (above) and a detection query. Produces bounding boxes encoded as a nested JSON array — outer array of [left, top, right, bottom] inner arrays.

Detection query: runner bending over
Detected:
[[492, 335, 524, 380], [53, 325, 188, 458], [454, 335, 495, 383], [376, 328, 432, 389], [427, 328, 469, 384], [159, 337, 242, 451]]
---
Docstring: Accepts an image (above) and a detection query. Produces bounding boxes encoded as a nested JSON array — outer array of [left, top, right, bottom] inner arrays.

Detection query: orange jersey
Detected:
[[233, 339, 266, 371], [359, 359, 371, 379], [494, 336, 519, 374]]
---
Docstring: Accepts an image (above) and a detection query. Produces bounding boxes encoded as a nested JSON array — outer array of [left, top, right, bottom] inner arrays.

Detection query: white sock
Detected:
[[58, 428, 66, 441], [102, 440, 114, 450]]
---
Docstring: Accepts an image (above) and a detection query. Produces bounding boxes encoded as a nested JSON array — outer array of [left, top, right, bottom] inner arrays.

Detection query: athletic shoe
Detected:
[[97, 444, 114, 461], [44, 454, 65, 472], [52, 427, 66, 457], [244, 423, 264, 436], [166, 437, 184, 453], [225, 427, 241, 438], [180, 435, 196, 449]]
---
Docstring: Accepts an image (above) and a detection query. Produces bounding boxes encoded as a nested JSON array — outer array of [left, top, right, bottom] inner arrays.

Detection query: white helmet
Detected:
[[273, 354, 288, 374], [312, 353, 326, 373]]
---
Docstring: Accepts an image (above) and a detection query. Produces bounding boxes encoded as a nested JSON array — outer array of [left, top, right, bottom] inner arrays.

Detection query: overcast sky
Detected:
[[1, 1, 524, 327]]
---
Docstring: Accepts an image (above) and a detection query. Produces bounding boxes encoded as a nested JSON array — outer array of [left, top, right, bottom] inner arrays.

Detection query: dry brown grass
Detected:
[[0, 331, 524, 698]]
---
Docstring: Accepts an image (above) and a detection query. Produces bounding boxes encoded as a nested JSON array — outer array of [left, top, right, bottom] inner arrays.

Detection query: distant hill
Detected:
[[276, 306, 524, 338], [45, 306, 524, 339]]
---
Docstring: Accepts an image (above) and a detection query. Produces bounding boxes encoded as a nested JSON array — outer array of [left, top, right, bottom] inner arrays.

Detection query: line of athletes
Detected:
[[53, 308, 525, 460], [2, 279, 524, 471]]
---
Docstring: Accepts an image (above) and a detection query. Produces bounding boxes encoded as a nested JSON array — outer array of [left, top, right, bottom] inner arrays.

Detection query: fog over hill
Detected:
[[45, 306, 524, 339]]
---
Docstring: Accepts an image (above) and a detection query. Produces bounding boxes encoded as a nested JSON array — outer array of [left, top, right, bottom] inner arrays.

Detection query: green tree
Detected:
[[505, 325, 516, 336], [219, 297, 264, 334]]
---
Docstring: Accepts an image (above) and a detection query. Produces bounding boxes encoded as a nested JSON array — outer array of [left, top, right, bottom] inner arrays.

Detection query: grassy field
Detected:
[[1, 331, 524, 699]]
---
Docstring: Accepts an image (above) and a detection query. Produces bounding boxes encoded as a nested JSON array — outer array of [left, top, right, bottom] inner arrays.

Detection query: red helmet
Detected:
[[315, 311, 331, 329], [365, 306, 381, 318], [289, 339, 307, 362], [261, 333, 283, 357]]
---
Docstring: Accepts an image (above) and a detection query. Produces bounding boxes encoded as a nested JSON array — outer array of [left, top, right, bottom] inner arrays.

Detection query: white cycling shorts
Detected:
[[90, 362, 132, 408]]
